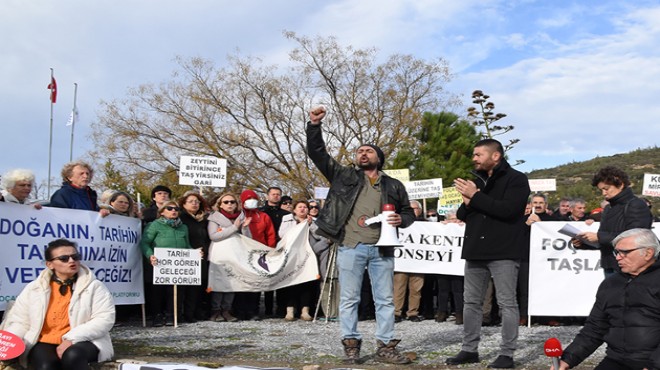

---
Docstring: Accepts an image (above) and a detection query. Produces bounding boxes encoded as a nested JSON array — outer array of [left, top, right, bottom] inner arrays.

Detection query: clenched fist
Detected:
[[310, 105, 326, 124]]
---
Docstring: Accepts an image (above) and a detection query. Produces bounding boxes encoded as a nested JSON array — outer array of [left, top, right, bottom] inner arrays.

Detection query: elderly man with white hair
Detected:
[[553, 228, 660, 370], [1, 168, 42, 209]]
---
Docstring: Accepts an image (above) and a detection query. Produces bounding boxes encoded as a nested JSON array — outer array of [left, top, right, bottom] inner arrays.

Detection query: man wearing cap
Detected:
[[306, 106, 415, 365]]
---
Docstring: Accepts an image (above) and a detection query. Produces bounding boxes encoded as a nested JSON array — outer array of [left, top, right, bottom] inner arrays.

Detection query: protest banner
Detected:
[[314, 186, 329, 200], [528, 178, 557, 192], [0, 202, 144, 310], [208, 222, 318, 292], [153, 248, 202, 286], [642, 173, 660, 197], [404, 178, 443, 200], [384, 169, 410, 183], [178, 155, 227, 187], [395, 221, 466, 276], [529, 221, 660, 316]]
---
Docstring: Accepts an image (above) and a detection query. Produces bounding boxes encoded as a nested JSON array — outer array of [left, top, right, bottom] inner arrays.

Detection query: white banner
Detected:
[[153, 248, 202, 285], [529, 222, 660, 316], [642, 173, 660, 197], [0, 202, 144, 309], [384, 169, 410, 183], [179, 155, 227, 187], [208, 222, 319, 292], [395, 221, 466, 276]]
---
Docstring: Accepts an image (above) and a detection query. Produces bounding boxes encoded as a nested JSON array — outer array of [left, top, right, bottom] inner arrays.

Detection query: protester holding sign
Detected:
[[0, 169, 42, 209], [207, 192, 249, 322], [574, 166, 653, 277], [140, 200, 193, 327], [49, 161, 103, 213], [0, 239, 115, 370]]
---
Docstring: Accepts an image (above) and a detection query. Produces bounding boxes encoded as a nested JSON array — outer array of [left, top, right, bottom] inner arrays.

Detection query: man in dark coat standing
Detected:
[[555, 228, 660, 370], [446, 139, 530, 369]]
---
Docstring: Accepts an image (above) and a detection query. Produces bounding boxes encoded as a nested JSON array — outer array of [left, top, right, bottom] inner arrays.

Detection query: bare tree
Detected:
[[91, 32, 456, 198]]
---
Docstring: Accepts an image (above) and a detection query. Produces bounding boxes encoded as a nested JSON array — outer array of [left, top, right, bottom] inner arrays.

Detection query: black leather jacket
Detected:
[[306, 122, 415, 244]]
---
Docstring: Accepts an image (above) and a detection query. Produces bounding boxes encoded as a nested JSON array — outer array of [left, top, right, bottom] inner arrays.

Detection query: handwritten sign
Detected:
[[179, 156, 227, 187], [384, 169, 410, 183], [404, 178, 443, 200], [529, 178, 556, 192], [153, 248, 202, 285]]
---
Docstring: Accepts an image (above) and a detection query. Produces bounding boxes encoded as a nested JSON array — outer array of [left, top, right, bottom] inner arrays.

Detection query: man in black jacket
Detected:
[[306, 106, 415, 365], [447, 139, 530, 369], [555, 228, 660, 370]]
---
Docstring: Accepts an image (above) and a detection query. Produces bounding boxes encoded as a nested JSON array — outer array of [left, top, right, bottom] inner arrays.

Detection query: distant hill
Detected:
[[526, 146, 660, 213]]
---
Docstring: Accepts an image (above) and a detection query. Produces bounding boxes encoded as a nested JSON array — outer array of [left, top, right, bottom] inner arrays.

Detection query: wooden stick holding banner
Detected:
[[153, 248, 203, 328]]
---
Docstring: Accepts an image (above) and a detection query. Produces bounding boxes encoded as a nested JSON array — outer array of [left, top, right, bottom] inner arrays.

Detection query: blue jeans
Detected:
[[337, 243, 395, 343], [463, 260, 519, 356]]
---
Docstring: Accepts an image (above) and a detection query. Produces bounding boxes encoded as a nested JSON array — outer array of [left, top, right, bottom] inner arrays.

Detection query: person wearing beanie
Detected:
[[232, 189, 277, 321], [142, 185, 173, 227], [306, 106, 415, 365]]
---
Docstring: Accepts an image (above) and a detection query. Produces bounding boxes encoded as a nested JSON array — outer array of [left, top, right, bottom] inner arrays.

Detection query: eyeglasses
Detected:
[[427, 214, 438, 217], [281, 201, 292, 205], [222, 200, 237, 205], [309, 205, 319, 209], [165, 206, 180, 212], [613, 247, 646, 257], [49, 253, 81, 262]]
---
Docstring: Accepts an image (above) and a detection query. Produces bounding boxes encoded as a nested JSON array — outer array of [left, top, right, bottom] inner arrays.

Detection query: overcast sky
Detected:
[[2, 0, 659, 190]]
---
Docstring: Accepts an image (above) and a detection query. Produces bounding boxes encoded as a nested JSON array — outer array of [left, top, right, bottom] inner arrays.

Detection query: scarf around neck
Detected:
[[51, 273, 78, 296]]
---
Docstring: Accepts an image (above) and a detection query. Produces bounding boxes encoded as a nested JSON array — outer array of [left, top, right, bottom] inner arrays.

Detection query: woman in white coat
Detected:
[[1, 239, 115, 369]]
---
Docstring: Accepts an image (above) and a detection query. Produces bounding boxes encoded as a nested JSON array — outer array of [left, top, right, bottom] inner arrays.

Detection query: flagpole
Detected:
[[69, 83, 78, 161], [47, 68, 55, 198]]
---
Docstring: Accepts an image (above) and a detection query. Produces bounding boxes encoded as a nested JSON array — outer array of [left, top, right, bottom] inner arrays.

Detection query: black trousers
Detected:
[[29, 341, 99, 370]]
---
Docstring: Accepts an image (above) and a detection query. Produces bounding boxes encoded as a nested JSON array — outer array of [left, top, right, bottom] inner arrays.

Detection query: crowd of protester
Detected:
[[0, 159, 658, 368]]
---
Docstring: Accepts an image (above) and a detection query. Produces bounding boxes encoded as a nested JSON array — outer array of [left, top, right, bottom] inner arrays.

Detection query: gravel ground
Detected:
[[110, 316, 606, 369]]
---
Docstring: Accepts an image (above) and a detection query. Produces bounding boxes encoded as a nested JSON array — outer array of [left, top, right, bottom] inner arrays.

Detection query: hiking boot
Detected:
[[341, 338, 362, 364], [455, 313, 464, 325], [222, 310, 238, 322], [375, 339, 412, 364], [446, 350, 479, 365], [435, 311, 448, 322], [209, 310, 224, 322], [488, 355, 514, 368]]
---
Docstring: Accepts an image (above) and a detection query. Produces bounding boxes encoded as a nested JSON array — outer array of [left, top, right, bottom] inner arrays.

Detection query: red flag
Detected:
[[48, 76, 57, 103]]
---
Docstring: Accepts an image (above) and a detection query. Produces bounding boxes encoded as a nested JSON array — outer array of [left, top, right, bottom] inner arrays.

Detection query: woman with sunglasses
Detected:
[[139, 200, 193, 327], [1, 239, 114, 370], [207, 192, 250, 322]]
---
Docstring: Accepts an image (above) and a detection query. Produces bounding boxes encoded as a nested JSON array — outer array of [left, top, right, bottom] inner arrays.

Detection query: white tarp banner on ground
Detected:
[[119, 364, 293, 370], [395, 221, 466, 276], [208, 222, 319, 292], [0, 202, 144, 310]]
